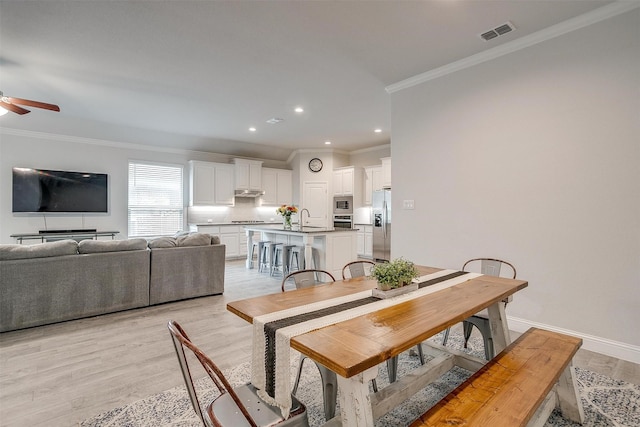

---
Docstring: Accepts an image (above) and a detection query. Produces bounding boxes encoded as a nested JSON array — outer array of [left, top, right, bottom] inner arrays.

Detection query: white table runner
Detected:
[[251, 270, 482, 418]]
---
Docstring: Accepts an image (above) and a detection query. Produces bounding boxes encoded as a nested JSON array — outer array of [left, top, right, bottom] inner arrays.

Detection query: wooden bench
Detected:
[[410, 327, 585, 427]]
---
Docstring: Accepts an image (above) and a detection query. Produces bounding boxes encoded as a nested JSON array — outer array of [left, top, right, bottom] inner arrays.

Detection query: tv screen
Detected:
[[12, 168, 108, 213]]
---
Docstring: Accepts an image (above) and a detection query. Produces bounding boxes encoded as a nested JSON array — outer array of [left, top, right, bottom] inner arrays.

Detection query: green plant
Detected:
[[370, 258, 419, 290]]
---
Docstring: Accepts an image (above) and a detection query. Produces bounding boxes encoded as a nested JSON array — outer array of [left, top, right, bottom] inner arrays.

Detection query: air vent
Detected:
[[266, 117, 284, 124], [480, 21, 515, 41]]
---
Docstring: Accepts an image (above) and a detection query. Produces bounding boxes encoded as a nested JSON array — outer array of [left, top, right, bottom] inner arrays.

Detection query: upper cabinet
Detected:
[[215, 163, 235, 205], [261, 168, 293, 206], [233, 158, 263, 191], [363, 165, 383, 205], [333, 167, 355, 196], [189, 160, 235, 206], [381, 157, 391, 189]]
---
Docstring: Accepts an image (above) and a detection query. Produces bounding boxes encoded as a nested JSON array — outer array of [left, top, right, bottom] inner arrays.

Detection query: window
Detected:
[[128, 161, 183, 237]]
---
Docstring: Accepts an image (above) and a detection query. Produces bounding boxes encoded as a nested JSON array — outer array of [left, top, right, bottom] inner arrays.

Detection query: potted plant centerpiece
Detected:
[[371, 258, 420, 299], [276, 204, 297, 229]]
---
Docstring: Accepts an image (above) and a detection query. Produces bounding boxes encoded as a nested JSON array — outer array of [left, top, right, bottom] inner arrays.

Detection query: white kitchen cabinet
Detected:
[[214, 163, 235, 205], [356, 228, 365, 256], [356, 225, 373, 258], [261, 168, 293, 206], [234, 158, 263, 191], [219, 225, 240, 258], [364, 225, 373, 258], [219, 234, 238, 258], [364, 168, 372, 205], [192, 224, 246, 259], [381, 157, 391, 189], [189, 161, 235, 206], [363, 166, 383, 205], [190, 161, 215, 205], [372, 166, 383, 192], [333, 167, 355, 196]]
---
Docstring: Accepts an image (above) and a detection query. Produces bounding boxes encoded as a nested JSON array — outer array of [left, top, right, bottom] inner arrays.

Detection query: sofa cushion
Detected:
[[147, 236, 177, 248], [176, 232, 212, 247], [78, 238, 148, 254], [0, 239, 79, 260]]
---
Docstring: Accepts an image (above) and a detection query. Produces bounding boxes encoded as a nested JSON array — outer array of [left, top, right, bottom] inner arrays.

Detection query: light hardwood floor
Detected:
[[1, 260, 638, 427]]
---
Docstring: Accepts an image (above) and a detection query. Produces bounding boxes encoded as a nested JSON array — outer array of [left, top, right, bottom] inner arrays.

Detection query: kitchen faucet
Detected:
[[299, 208, 310, 228]]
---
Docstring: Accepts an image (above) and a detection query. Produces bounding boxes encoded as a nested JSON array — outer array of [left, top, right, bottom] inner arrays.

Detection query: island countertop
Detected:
[[242, 225, 356, 234]]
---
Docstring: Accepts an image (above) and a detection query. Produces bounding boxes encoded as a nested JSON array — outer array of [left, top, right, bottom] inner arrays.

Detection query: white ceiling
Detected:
[[0, 0, 612, 161]]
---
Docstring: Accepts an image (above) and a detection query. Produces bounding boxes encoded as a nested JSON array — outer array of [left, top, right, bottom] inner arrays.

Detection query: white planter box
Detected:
[[372, 282, 419, 299]]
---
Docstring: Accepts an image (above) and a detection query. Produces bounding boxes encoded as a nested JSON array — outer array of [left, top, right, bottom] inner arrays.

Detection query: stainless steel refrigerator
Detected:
[[372, 189, 391, 262]]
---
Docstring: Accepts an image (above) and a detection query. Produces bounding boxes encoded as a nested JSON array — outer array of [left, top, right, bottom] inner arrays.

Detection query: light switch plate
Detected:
[[403, 200, 415, 210]]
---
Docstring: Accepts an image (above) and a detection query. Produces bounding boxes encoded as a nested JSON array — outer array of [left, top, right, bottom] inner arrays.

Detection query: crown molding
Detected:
[[386, 1, 640, 94], [349, 143, 391, 155], [285, 144, 390, 164]]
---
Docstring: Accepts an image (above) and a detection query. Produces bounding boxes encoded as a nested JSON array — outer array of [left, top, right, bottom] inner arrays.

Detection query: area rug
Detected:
[[80, 331, 639, 426]]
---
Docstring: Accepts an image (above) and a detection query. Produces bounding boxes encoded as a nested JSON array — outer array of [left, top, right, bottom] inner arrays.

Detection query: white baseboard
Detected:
[[507, 316, 640, 365]]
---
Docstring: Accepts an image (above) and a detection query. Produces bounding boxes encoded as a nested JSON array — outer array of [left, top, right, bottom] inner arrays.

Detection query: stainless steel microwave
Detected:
[[333, 196, 353, 214]]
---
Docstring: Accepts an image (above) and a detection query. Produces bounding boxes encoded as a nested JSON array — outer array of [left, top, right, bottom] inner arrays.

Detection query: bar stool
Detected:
[[250, 240, 269, 262], [288, 246, 304, 272], [257, 240, 272, 272], [271, 244, 295, 276], [262, 242, 282, 274], [289, 246, 319, 270]]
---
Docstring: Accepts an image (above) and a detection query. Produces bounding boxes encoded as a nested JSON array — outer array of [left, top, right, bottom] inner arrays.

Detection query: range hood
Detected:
[[234, 189, 265, 198]]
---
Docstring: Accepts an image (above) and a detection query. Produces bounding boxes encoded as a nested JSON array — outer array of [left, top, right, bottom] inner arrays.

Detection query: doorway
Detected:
[[302, 181, 328, 227]]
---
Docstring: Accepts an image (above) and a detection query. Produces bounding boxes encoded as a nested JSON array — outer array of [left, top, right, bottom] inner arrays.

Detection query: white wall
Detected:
[[0, 130, 383, 242], [0, 129, 289, 243], [349, 145, 390, 169], [390, 10, 639, 356]]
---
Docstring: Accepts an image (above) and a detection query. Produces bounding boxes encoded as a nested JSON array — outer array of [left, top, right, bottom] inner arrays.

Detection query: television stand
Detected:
[[10, 230, 120, 244], [39, 228, 97, 234]]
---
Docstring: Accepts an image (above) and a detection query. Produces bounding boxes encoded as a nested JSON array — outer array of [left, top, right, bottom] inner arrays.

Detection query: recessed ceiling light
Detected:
[[294, 107, 304, 113], [374, 128, 382, 133], [249, 127, 256, 132], [324, 141, 331, 145], [266, 117, 284, 124]]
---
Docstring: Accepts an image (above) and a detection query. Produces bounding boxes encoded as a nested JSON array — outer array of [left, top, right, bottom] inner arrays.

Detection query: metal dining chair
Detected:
[[167, 320, 309, 427], [442, 258, 517, 360], [341, 259, 376, 280], [280, 269, 337, 421], [281, 269, 336, 292]]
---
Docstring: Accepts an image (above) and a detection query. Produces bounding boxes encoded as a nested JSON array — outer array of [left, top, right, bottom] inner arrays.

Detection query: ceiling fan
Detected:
[[0, 91, 60, 116]]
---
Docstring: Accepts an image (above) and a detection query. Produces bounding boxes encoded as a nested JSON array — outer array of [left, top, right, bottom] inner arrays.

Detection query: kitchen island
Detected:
[[244, 225, 357, 278]]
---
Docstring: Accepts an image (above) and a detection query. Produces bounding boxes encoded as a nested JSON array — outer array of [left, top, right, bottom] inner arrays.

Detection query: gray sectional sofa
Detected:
[[0, 233, 225, 332]]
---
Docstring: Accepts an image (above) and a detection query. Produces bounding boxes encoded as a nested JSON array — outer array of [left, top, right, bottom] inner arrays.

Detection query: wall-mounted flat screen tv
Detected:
[[12, 167, 108, 213]]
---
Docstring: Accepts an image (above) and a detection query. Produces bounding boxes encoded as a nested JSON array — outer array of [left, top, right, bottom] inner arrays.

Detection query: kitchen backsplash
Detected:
[[188, 198, 372, 225], [187, 198, 292, 224]]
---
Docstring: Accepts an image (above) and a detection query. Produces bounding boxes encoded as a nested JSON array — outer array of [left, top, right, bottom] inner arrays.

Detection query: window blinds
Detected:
[[128, 161, 183, 237]]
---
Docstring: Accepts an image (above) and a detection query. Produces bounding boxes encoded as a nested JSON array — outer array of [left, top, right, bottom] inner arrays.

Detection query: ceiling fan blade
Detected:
[[0, 100, 30, 115], [6, 97, 60, 112]]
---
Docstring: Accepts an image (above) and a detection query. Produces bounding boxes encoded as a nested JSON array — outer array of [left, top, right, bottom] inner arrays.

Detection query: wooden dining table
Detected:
[[227, 265, 528, 427]]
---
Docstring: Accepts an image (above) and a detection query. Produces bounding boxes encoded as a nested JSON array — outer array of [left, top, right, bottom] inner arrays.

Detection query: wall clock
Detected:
[[308, 158, 323, 172]]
